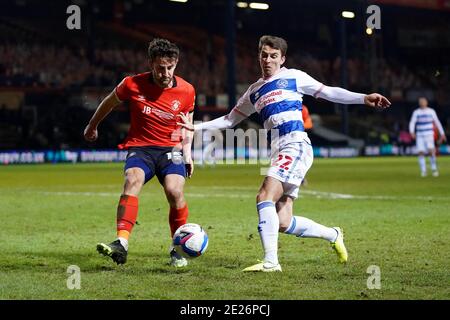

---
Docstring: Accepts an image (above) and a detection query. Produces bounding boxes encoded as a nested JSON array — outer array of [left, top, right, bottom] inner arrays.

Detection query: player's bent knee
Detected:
[[256, 191, 268, 203], [165, 187, 184, 203], [125, 175, 144, 187], [124, 169, 145, 190]]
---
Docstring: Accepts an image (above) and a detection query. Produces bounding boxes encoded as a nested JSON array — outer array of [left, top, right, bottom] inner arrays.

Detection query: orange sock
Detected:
[[117, 230, 130, 240], [169, 204, 189, 237], [116, 195, 138, 239]]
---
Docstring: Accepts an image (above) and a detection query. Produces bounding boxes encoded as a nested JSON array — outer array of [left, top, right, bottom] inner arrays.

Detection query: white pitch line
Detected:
[[40, 191, 118, 197], [300, 190, 450, 201], [188, 193, 253, 198], [39, 191, 253, 198], [38, 190, 449, 201]]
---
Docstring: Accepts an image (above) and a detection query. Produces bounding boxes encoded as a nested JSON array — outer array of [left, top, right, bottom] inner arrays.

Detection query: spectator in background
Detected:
[[302, 105, 313, 131]]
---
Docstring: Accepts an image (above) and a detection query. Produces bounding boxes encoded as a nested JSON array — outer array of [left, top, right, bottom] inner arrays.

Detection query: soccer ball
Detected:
[[172, 223, 209, 258]]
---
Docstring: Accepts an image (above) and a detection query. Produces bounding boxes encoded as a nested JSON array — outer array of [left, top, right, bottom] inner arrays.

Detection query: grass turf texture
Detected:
[[0, 157, 449, 299]]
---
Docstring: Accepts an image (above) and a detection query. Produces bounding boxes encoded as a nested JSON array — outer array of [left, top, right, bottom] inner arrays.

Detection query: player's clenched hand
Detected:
[[364, 93, 391, 110], [177, 112, 194, 131], [83, 124, 98, 142]]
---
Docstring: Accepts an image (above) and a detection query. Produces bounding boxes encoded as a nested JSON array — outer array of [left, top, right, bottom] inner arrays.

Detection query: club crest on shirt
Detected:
[[276, 79, 288, 89], [171, 100, 181, 111]]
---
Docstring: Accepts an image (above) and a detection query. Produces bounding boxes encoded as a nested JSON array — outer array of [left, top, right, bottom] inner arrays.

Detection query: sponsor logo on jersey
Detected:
[[141, 103, 175, 120], [256, 89, 283, 111], [153, 108, 175, 120]]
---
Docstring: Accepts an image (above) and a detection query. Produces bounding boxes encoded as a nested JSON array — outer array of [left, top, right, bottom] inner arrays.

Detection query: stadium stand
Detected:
[[0, 0, 449, 150]]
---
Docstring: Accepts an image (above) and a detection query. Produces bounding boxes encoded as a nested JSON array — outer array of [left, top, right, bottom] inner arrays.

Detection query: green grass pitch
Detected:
[[0, 157, 449, 299]]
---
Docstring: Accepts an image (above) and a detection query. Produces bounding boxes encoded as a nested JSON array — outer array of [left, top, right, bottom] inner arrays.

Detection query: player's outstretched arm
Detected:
[[177, 108, 247, 131], [315, 85, 391, 110], [84, 90, 121, 142]]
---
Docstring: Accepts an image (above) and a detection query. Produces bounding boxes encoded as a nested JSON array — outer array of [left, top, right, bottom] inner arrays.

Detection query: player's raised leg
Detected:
[[97, 166, 145, 265], [278, 196, 348, 263]]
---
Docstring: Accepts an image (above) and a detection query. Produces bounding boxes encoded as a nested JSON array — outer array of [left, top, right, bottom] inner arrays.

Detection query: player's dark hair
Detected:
[[258, 35, 288, 56], [148, 38, 179, 61]]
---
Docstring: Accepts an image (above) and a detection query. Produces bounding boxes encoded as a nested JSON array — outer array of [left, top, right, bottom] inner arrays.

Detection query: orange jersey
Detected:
[[115, 72, 195, 149], [302, 105, 313, 130]]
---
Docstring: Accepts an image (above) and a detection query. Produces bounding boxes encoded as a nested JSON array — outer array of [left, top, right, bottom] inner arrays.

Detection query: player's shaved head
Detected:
[[148, 38, 179, 62], [259, 35, 288, 56]]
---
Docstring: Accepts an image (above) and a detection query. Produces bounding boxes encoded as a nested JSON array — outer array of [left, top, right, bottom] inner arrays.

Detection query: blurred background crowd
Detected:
[[1, 0, 449, 151]]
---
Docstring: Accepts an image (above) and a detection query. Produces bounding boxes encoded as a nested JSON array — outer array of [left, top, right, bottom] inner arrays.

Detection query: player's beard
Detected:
[[156, 76, 173, 88]]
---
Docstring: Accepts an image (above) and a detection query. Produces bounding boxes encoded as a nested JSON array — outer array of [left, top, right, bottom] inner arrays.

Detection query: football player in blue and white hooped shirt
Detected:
[[409, 97, 447, 177], [178, 35, 391, 272]]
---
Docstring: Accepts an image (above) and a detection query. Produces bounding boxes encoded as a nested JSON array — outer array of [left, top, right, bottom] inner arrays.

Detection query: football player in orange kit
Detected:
[[302, 105, 313, 131], [84, 38, 195, 267], [301, 105, 313, 186]]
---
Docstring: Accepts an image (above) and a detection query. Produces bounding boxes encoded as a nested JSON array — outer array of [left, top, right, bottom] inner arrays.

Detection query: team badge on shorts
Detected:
[[167, 151, 183, 164]]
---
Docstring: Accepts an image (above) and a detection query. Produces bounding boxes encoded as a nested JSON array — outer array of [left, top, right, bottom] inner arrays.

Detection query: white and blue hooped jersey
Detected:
[[232, 67, 323, 147], [409, 107, 444, 137]]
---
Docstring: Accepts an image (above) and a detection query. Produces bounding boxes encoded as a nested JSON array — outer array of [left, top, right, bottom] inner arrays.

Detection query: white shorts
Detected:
[[416, 134, 435, 153], [266, 139, 313, 199]]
